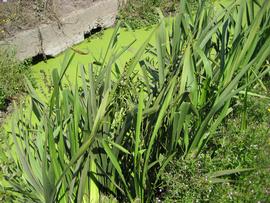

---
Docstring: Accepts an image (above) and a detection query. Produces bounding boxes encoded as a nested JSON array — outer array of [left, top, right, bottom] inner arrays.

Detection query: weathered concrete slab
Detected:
[[0, 0, 118, 60], [0, 29, 40, 60]]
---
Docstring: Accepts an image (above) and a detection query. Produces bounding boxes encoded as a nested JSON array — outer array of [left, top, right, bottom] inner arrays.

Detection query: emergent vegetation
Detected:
[[1, 0, 270, 202]]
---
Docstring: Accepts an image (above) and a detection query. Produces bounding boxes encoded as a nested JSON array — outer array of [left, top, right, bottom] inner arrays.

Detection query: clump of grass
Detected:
[[0, 48, 30, 110], [118, 0, 179, 29]]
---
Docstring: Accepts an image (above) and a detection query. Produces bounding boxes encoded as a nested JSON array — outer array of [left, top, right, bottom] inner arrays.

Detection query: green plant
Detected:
[[0, 127, 31, 202], [118, 0, 179, 29], [0, 89, 6, 110], [161, 71, 270, 202], [161, 95, 270, 202], [0, 48, 29, 110], [6, 0, 270, 202], [8, 22, 140, 202]]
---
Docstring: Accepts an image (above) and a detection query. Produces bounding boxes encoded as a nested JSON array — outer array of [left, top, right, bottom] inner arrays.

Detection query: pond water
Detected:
[[31, 26, 156, 86]]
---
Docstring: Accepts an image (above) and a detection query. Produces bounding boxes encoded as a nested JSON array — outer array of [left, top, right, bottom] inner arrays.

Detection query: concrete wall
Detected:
[[0, 0, 118, 60]]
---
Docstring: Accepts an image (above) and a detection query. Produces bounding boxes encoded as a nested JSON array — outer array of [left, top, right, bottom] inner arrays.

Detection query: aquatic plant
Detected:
[[7, 0, 270, 202]]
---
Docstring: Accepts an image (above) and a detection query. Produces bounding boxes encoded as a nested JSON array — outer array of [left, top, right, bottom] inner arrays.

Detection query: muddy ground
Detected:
[[0, 0, 96, 40]]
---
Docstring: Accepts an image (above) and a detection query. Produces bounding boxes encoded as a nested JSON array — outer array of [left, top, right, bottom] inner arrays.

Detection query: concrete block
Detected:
[[0, 0, 118, 60]]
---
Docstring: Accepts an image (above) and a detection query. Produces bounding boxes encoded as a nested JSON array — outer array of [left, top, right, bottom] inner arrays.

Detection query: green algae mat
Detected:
[[32, 26, 156, 85]]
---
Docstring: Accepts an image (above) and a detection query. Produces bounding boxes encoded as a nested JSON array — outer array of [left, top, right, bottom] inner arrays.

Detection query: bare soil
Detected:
[[0, 0, 96, 40]]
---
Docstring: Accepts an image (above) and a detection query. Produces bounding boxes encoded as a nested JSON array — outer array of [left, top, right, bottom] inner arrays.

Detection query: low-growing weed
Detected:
[[0, 48, 30, 110], [161, 95, 270, 202], [118, 0, 179, 29]]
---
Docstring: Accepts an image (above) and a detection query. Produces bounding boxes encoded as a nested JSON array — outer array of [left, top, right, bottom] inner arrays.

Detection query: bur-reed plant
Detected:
[[7, 0, 270, 202]]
